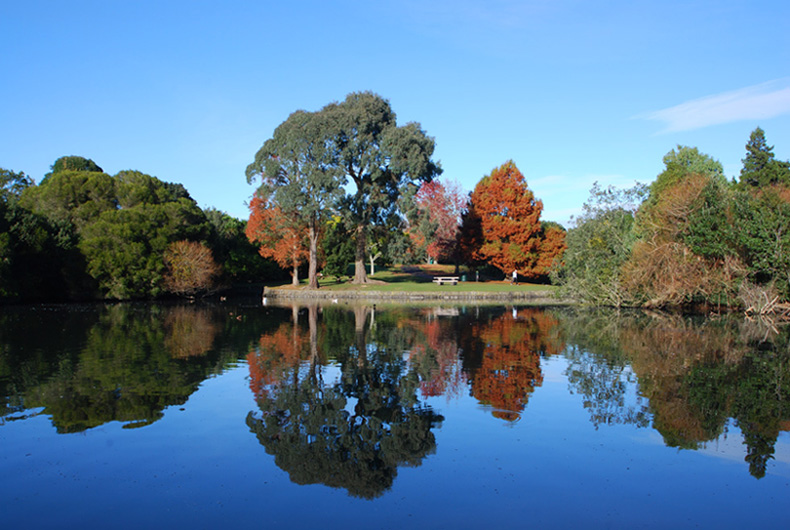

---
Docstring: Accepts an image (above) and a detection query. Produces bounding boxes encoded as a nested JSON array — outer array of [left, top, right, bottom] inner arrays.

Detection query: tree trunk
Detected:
[[308, 222, 319, 289], [353, 224, 368, 284], [353, 305, 370, 368], [291, 258, 299, 286]]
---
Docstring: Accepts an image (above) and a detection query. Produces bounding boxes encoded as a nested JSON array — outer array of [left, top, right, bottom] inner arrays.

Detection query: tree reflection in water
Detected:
[[460, 307, 564, 421], [559, 309, 790, 479], [246, 304, 444, 499], [3, 301, 786, 486], [0, 304, 252, 432], [246, 304, 570, 498]]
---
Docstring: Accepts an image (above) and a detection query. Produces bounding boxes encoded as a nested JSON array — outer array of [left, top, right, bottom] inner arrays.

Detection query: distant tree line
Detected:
[[0, 156, 280, 302], [554, 127, 790, 309]]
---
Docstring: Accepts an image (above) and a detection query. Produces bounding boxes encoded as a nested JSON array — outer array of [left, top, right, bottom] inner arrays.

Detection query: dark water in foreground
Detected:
[[1, 302, 789, 528]]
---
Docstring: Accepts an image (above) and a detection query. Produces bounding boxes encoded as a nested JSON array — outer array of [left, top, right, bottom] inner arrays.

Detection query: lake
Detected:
[[1, 301, 789, 528]]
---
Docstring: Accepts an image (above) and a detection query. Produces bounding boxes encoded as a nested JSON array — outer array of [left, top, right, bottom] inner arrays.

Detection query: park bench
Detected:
[[432, 276, 460, 286]]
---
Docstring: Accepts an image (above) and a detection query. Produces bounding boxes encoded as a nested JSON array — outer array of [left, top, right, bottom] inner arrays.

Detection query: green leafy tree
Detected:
[[731, 191, 790, 297], [552, 182, 646, 306], [1, 167, 34, 201], [324, 92, 441, 283], [79, 199, 209, 299], [682, 179, 735, 261], [246, 110, 344, 289], [44, 155, 103, 181], [738, 127, 790, 189], [1, 167, 91, 301], [640, 145, 725, 217], [20, 168, 118, 230], [321, 216, 355, 281]]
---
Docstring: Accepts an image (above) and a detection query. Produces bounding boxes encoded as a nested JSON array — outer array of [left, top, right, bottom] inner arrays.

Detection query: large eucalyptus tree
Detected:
[[247, 92, 441, 285], [323, 92, 441, 283], [246, 110, 344, 289]]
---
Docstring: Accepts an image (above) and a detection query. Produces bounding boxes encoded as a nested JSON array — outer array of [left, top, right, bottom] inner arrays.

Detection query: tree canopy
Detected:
[[462, 161, 563, 280], [738, 127, 790, 189], [323, 92, 442, 283], [246, 109, 345, 288]]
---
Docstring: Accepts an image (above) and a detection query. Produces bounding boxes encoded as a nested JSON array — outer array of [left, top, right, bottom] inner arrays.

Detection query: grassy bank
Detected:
[[268, 264, 557, 294]]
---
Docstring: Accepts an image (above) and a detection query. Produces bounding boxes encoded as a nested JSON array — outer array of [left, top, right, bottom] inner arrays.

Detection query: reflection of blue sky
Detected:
[[695, 423, 790, 477]]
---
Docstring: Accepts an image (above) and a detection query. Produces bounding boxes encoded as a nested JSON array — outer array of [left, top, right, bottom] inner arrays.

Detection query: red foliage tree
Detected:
[[464, 161, 563, 280], [246, 195, 307, 286], [407, 179, 468, 264]]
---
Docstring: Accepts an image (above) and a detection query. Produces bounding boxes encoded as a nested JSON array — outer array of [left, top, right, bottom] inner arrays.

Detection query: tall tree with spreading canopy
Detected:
[[246, 110, 344, 289], [465, 161, 559, 279], [324, 92, 441, 283]]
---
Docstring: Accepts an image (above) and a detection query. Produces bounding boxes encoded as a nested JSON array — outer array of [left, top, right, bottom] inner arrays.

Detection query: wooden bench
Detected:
[[432, 276, 459, 286]]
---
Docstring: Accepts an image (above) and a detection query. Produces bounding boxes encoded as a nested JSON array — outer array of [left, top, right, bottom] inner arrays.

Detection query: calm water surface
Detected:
[[1, 302, 789, 528]]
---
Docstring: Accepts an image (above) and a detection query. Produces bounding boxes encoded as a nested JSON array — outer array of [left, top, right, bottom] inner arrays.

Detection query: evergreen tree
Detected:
[[739, 127, 790, 188]]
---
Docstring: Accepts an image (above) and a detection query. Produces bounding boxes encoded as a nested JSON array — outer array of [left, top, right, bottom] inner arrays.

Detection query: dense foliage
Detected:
[[1, 157, 275, 302], [555, 129, 790, 307], [246, 91, 442, 285], [459, 161, 566, 281]]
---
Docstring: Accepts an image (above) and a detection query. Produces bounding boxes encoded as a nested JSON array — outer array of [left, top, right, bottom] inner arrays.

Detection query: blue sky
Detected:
[[2, 0, 789, 226]]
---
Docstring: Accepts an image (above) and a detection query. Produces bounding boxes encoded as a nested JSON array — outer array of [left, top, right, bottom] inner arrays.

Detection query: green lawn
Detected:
[[273, 264, 556, 293]]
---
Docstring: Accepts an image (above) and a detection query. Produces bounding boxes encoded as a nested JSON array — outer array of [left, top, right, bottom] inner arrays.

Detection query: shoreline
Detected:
[[262, 286, 563, 303]]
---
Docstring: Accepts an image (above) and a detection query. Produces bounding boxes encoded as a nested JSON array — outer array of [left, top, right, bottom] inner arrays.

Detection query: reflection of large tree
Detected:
[[560, 308, 790, 478], [246, 304, 443, 499]]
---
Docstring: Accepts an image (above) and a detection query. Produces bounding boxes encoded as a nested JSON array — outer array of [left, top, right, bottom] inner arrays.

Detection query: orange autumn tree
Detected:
[[246, 194, 307, 286], [463, 161, 565, 280]]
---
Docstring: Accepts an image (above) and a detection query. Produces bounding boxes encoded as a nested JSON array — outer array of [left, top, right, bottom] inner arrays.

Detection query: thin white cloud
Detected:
[[638, 79, 790, 133]]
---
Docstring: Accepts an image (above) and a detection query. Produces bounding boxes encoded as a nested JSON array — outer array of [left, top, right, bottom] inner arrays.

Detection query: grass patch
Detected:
[[272, 264, 556, 293]]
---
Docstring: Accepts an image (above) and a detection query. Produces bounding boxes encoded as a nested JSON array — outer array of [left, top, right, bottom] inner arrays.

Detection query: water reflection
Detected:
[[247, 303, 790, 486], [246, 305, 444, 499], [559, 309, 790, 478], [0, 304, 258, 431], [2, 301, 789, 486], [459, 307, 565, 421]]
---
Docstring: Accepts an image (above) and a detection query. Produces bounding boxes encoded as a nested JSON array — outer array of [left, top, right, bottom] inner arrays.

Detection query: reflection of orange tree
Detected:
[[247, 317, 310, 401], [405, 316, 466, 399], [468, 309, 564, 421]]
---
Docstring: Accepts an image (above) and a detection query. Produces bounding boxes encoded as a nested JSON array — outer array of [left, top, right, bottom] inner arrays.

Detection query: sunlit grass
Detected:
[[273, 264, 556, 293]]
